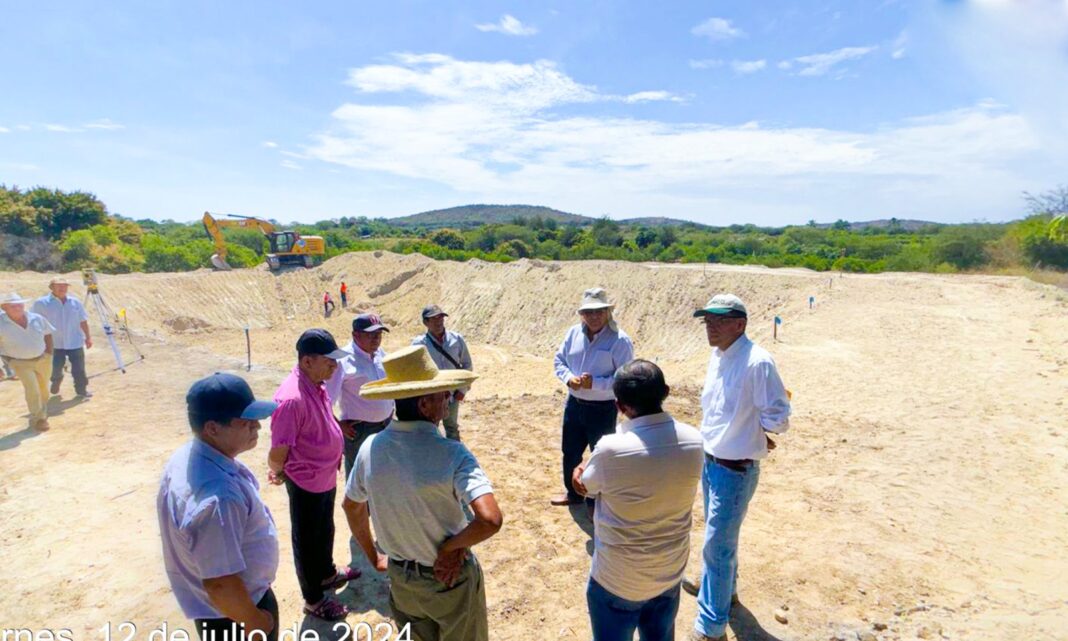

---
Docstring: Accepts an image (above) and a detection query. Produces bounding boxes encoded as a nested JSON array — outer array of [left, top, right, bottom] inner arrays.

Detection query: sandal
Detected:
[[303, 597, 349, 621], [322, 565, 362, 589]]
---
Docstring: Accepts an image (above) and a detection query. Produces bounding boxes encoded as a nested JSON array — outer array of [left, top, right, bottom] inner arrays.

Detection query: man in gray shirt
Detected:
[[411, 304, 473, 441], [342, 345, 502, 641]]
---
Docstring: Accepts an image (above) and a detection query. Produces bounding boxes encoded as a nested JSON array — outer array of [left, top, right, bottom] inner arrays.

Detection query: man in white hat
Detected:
[[550, 287, 634, 507], [411, 304, 473, 441], [0, 292, 56, 430], [342, 345, 502, 641], [32, 277, 93, 398], [688, 294, 791, 641]]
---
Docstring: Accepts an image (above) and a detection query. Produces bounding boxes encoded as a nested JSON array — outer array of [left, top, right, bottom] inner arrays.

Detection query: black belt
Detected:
[[706, 453, 753, 472], [389, 558, 435, 575], [568, 396, 616, 406]]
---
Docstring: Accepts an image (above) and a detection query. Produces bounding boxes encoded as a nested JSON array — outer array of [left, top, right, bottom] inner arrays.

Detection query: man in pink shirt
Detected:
[[267, 329, 359, 621]]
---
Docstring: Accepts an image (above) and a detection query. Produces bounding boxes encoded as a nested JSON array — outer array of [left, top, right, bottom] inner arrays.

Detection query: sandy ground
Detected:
[[1, 252, 1067, 641]]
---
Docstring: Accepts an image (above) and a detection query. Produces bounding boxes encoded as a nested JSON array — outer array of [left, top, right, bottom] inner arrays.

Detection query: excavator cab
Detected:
[[270, 232, 295, 254], [203, 212, 325, 271]]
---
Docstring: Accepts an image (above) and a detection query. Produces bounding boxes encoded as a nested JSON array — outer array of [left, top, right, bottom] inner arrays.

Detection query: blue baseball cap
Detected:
[[186, 373, 278, 429]]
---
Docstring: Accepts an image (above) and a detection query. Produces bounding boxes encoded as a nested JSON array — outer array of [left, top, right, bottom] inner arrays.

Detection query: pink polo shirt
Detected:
[[271, 367, 344, 493]]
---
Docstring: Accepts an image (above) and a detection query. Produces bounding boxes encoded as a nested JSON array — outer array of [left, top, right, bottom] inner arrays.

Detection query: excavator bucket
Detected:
[[210, 254, 233, 271]]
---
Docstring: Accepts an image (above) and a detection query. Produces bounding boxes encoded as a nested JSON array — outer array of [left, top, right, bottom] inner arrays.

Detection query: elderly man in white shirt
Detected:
[[411, 304, 473, 442], [326, 313, 395, 478], [688, 294, 791, 641], [572, 359, 704, 641], [551, 288, 634, 507], [0, 292, 57, 431], [32, 277, 93, 398]]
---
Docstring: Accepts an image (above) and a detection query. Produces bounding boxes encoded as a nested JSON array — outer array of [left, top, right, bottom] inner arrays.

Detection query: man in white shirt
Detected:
[[325, 313, 394, 478], [411, 304, 473, 441], [32, 277, 93, 398], [0, 292, 56, 431], [572, 360, 704, 641], [551, 288, 634, 507], [689, 294, 791, 641]]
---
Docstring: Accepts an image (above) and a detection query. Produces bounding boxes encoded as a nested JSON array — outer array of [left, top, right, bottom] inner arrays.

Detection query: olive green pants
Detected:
[[387, 557, 488, 641]]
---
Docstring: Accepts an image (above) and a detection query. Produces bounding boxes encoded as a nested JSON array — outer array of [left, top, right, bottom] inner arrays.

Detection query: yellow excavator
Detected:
[[202, 212, 326, 271]]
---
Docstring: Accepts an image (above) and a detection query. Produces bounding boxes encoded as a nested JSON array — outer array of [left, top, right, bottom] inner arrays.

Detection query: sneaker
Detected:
[[76, 391, 93, 399]]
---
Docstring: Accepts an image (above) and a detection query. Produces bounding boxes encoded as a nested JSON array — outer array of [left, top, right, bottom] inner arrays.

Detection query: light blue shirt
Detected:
[[411, 331, 473, 372], [345, 420, 494, 567], [157, 440, 279, 619], [325, 342, 394, 422], [31, 294, 89, 350], [700, 334, 791, 461], [553, 323, 635, 401]]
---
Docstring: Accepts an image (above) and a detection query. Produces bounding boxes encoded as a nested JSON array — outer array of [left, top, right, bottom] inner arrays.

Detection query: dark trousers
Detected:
[[285, 480, 336, 604], [194, 588, 278, 641], [587, 579, 680, 641], [51, 348, 88, 394], [343, 419, 390, 479], [561, 395, 618, 501]]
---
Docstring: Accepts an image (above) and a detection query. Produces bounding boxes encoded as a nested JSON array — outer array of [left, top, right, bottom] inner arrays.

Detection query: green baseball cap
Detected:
[[693, 294, 747, 317]]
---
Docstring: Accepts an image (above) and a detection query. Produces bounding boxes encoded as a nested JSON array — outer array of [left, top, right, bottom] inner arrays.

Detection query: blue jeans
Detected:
[[694, 459, 760, 638], [588, 578, 680, 641]]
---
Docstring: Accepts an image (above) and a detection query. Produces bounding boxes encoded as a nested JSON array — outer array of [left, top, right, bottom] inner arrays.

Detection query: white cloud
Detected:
[[44, 124, 82, 133], [731, 59, 767, 74], [891, 31, 908, 59], [777, 61, 793, 70], [262, 141, 279, 148], [304, 54, 1050, 222], [691, 17, 744, 42], [281, 160, 302, 170], [85, 118, 124, 130], [689, 59, 725, 70], [0, 126, 9, 134], [785, 46, 878, 77], [622, 91, 684, 103], [475, 14, 538, 36]]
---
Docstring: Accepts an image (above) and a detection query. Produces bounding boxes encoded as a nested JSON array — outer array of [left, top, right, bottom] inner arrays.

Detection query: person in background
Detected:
[[0, 292, 55, 431], [573, 360, 704, 641], [410, 304, 473, 441], [158, 373, 280, 641], [326, 313, 394, 478], [1, 356, 16, 381], [342, 345, 501, 641], [550, 288, 634, 507], [323, 292, 336, 316], [339, 282, 348, 308], [32, 277, 93, 398], [688, 294, 791, 641], [267, 329, 359, 621]]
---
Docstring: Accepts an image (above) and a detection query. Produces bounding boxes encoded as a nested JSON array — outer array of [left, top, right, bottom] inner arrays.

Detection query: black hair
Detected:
[[612, 359, 669, 416], [394, 396, 425, 422], [188, 413, 234, 434]]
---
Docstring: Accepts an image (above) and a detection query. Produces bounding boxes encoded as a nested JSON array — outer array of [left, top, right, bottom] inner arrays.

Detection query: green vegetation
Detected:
[[2, 184, 1067, 278]]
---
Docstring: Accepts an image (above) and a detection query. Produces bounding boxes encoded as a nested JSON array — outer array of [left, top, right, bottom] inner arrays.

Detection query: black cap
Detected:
[[353, 313, 389, 333], [186, 373, 278, 428], [421, 304, 448, 320], [296, 328, 349, 359]]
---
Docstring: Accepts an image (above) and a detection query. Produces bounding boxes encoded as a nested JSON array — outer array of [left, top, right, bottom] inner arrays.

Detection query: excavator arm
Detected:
[[202, 212, 277, 270]]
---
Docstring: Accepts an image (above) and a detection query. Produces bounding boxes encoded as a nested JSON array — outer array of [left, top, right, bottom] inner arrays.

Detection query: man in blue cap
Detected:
[[158, 373, 280, 641]]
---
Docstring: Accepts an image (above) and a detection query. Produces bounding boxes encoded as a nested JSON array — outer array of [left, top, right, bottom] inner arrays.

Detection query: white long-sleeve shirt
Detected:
[[325, 342, 395, 423], [700, 334, 791, 460], [553, 323, 634, 402]]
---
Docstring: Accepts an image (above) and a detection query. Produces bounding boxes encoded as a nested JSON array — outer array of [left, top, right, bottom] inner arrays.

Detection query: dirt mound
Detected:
[[162, 315, 212, 332]]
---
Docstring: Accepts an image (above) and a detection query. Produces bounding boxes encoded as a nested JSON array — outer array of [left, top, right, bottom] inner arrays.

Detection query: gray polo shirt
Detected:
[[345, 420, 493, 566]]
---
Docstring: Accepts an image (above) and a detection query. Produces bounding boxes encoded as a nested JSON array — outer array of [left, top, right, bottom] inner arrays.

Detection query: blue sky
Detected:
[[2, 0, 1066, 226]]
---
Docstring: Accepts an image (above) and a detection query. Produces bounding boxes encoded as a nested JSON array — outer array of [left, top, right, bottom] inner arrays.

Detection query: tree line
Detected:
[[2, 184, 1066, 276]]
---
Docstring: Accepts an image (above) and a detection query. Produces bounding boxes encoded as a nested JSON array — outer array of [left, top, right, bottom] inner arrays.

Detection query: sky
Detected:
[[1, 0, 1067, 226]]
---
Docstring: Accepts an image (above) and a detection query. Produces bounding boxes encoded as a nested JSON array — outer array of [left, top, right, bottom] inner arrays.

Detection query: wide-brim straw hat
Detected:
[[0, 292, 30, 305], [578, 287, 614, 311], [360, 345, 478, 401]]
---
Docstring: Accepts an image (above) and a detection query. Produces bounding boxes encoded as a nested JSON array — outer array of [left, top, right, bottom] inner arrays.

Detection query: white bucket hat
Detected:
[[0, 292, 30, 305], [578, 287, 614, 311], [360, 345, 478, 401]]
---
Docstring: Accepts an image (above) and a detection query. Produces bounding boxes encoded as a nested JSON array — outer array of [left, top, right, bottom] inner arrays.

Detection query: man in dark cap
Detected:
[[267, 329, 359, 621], [410, 304, 473, 441], [158, 373, 280, 641]]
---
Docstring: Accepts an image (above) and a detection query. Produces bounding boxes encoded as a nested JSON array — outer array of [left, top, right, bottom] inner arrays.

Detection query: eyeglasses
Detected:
[[702, 315, 744, 325]]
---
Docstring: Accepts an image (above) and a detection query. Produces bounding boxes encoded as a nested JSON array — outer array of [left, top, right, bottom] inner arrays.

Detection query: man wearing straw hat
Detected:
[[0, 292, 56, 431], [688, 294, 791, 641], [342, 345, 502, 641], [32, 276, 93, 399], [550, 287, 634, 507]]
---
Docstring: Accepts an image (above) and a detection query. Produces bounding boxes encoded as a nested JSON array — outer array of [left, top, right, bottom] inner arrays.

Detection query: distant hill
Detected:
[[387, 204, 591, 228], [620, 216, 710, 228], [820, 219, 942, 232]]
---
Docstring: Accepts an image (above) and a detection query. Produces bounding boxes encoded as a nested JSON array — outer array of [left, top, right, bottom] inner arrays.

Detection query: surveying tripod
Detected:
[[82, 269, 145, 377]]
